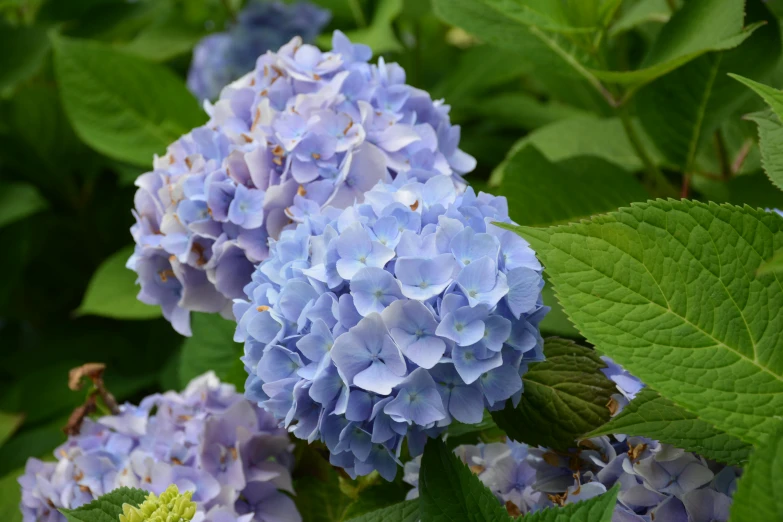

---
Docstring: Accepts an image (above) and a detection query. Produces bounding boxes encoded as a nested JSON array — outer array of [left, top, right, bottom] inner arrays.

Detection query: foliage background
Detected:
[[3, 0, 783, 520]]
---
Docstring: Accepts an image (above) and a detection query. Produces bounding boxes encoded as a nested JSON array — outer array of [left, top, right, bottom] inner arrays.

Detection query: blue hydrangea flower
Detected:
[[188, 1, 331, 102], [234, 176, 547, 480], [130, 31, 476, 336], [18, 373, 299, 522]]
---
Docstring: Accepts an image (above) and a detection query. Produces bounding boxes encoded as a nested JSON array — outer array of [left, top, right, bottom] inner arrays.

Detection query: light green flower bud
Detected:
[[119, 485, 197, 522]]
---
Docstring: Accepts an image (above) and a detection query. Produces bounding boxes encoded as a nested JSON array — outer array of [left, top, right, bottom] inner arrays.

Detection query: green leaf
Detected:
[[179, 313, 243, 390], [519, 485, 618, 522], [495, 147, 649, 227], [76, 245, 162, 320], [758, 249, 783, 276], [608, 0, 670, 37], [0, 24, 50, 95], [592, 0, 759, 88], [585, 388, 752, 465], [0, 411, 24, 448], [292, 444, 354, 522], [491, 338, 616, 452], [59, 487, 148, 522], [419, 437, 511, 522], [52, 35, 205, 167], [491, 118, 660, 184], [0, 182, 48, 229], [729, 423, 783, 521], [468, 93, 590, 131], [513, 200, 783, 446], [0, 468, 24, 522], [345, 500, 419, 522], [731, 75, 783, 192], [319, 0, 403, 53], [121, 9, 205, 62], [637, 1, 781, 171], [434, 0, 757, 97]]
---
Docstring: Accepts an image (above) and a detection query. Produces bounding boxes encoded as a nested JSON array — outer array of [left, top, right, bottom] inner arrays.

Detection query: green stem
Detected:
[[665, 0, 677, 13], [618, 108, 678, 197], [347, 0, 367, 28], [714, 130, 732, 180]]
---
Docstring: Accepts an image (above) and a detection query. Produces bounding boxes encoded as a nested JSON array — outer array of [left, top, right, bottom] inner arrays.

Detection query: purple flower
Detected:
[[18, 373, 299, 522], [131, 28, 475, 336], [235, 177, 546, 480]]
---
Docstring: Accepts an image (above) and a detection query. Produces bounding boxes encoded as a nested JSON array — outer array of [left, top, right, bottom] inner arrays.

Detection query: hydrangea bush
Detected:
[[128, 30, 475, 336], [187, 1, 331, 102], [19, 373, 298, 522], [233, 175, 547, 479]]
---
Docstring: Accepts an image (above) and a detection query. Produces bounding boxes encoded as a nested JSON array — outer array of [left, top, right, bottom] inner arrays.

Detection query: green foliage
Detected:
[[0, 411, 24, 448], [732, 75, 783, 192], [495, 147, 648, 227], [118, 485, 196, 522], [0, 182, 47, 229], [512, 200, 783, 446], [729, 424, 783, 521], [59, 487, 148, 522], [491, 338, 616, 452], [0, 468, 24, 522], [76, 245, 162, 320], [339, 0, 403, 53], [179, 313, 244, 390], [0, 24, 50, 95], [758, 249, 783, 276], [345, 501, 419, 522], [586, 388, 752, 465], [52, 35, 205, 166], [419, 437, 511, 522], [518, 485, 618, 522]]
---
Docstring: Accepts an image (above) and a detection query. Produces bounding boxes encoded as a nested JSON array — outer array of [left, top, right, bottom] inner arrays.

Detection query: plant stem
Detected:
[[618, 107, 678, 197], [347, 0, 367, 28], [714, 130, 732, 180], [665, 0, 677, 13], [681, 173, 690, 198]]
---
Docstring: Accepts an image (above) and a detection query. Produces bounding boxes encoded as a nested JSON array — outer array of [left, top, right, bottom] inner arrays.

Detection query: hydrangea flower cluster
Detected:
[[19, 373, 299, 522], [129, 30, 476, 336], [234, 175, 548, 480], [404, 360, 739, 521], [187, 1, 331, 101]]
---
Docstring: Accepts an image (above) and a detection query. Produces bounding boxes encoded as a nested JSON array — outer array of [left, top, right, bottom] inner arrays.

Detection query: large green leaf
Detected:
[[496, 147, 649, 227], [0, 468, 24, 522], [345, 500, 419, 522], [60, 487, 148, 522], [636, 1, 781, 171], [491, 118, 660, 184], [758, 249, 783, 276], [512, 200, 783, 446], [179, 313, 244, 390], [0, 183, 48, 229], [419, 438, 511, 522], [519, 485, 618, 522], [52, 35, 205, 167], [608, 0, 670, 37], [469, 93, 590, 131], [0, 24, 50, 95], [730, 424, 783, 521], [540, 275, 581, 338], [76, 245, 162, 320], [585, 388, 752, 465], [491, 338, 616, 452], [121, 10, 205, 62], [731, 75, 783, 191]]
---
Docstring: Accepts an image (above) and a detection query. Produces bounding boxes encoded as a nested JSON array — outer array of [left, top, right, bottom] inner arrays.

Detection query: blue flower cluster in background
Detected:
[[404, 360, 739, 521], [187, 1, 331, 102], [129, 30, 476, 336], [18, 373, 299, 522], [234, 175, 547, 480]]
